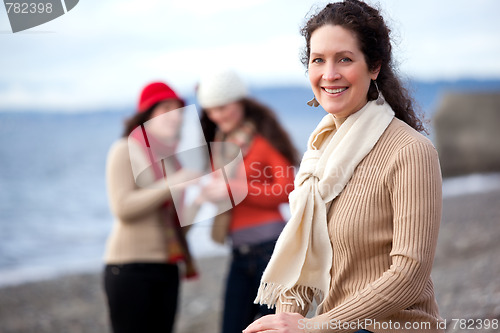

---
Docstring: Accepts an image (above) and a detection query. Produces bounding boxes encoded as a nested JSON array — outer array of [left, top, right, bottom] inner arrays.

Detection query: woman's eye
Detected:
[[340, 57, 352, 63], [311, 58, 324, 64]]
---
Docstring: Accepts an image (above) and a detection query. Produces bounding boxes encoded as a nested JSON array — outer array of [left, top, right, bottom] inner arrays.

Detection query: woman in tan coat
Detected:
[[104, 82, 195, 333]]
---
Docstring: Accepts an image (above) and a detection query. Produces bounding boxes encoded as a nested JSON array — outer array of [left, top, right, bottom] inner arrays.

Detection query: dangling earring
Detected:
[[307, 96, 319, 107], [373, 80, 385, 105]]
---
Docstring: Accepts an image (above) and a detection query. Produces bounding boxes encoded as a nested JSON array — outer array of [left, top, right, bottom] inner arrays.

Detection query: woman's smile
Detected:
[[322, 86, 348, 94]]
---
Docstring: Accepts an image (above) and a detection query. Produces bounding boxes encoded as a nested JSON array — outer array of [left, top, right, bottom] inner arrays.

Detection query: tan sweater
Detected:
[[104, 138, 173, 264], [277, 119, 444, 333]]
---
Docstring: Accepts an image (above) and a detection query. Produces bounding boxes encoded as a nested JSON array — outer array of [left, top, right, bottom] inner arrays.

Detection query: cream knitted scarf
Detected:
[[255, 99, 394, 313]]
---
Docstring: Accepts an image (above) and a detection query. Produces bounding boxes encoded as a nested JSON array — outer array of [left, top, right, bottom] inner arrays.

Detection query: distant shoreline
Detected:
[[1, 172, 500, 289], [1, 78, 499, 114]]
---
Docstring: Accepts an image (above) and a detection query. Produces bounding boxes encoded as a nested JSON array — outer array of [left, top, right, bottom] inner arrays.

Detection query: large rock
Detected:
[[433, 92, 500, 177]]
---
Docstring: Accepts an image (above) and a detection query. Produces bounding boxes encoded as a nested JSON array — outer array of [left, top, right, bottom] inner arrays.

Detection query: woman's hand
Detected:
[[243, 313, 306, 333], [197, 177, 229, 203], [168, 169, 202, 188]]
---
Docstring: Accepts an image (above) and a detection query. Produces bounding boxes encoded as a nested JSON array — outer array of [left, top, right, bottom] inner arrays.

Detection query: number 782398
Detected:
[[451, 318, 499, 330], [5, 2, 53, 14]]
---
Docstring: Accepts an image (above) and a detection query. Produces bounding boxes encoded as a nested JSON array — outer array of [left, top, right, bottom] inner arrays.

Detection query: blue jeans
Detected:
[[222, 240, 276, 333]]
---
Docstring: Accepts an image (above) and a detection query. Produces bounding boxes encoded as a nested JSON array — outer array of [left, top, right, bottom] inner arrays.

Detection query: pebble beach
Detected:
[[1, 189, 499, 333]]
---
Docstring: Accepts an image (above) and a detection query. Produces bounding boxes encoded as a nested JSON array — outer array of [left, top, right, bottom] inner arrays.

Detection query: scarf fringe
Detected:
[[254, 282, 323, 311]]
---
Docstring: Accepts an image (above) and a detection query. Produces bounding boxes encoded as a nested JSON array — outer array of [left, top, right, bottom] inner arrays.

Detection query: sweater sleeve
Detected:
[[238, 137, 295, 208], [276, 286, 314, 316], [303, 141, 442, 333], [106, 140, 172, 221]]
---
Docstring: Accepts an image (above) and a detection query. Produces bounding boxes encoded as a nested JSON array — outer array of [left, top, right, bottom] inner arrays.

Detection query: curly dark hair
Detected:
[[300, 0, 425, 132], [200, 98, 299, 166]]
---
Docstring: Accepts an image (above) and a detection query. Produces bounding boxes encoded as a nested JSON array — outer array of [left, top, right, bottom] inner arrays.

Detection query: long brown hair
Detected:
[[121, 105, 156, 138], [200, 98, 299, 166], [301, 0, 425, 132]]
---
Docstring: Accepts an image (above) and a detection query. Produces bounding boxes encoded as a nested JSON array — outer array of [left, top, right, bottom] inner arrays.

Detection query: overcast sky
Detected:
[[1, 0, 499, 111]]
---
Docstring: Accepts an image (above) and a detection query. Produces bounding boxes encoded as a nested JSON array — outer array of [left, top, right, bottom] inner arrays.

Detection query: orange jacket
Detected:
[[229, 135, 295, 232]]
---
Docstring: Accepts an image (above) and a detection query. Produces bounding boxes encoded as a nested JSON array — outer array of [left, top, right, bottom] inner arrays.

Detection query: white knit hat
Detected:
[[197, 69, 248, 109]]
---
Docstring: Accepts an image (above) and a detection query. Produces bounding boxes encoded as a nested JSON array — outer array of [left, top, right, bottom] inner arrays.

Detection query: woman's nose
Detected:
[[322, 64, 341, 81]]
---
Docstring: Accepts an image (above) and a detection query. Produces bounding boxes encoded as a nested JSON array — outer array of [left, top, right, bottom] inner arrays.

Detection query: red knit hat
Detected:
[[137, 82, 185, 113]]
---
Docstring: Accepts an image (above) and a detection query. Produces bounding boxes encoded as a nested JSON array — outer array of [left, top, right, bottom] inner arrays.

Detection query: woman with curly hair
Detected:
[[246, 1, 443, 332]]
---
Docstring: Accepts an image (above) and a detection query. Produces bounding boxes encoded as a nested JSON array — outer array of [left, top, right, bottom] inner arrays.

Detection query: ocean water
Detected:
[[1, 82, 500, 287], [0, 91, 321, 287]]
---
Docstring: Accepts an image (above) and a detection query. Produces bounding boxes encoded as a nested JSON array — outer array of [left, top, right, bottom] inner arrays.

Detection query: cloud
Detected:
[[170, 0, 271, 16], [0, 33, 307, 111], [1, 0, 499, 111]]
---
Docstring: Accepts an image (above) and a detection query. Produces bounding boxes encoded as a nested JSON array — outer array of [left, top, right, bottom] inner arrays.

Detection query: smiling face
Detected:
[[148, 99, 184, 141], [308, 24, 380, 118], [204, 101, 245, 134]]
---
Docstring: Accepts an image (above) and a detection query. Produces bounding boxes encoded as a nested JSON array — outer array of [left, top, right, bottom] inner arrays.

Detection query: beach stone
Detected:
[[433, 93, 500, 177], [432, 189, 500, 332]]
